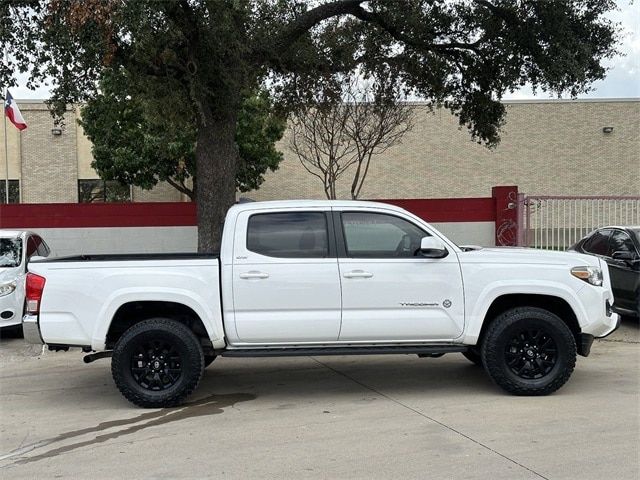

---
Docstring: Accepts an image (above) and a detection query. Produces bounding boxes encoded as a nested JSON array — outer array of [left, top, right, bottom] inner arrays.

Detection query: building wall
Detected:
[[2, 98, 638, 204], [1, 100, 178, 203], [20, 103, 79, 203], [0, 116, 21, 182], [248, 99, 640, 200]]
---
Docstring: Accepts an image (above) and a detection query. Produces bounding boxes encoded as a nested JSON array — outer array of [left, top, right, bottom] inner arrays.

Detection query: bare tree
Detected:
[[289, 78, 415, 200]]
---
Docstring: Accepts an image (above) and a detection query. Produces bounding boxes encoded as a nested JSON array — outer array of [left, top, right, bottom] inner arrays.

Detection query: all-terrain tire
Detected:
[[462, 349, 483, 366], [481, 307, 576, 396], [111, 317, 204, 408]]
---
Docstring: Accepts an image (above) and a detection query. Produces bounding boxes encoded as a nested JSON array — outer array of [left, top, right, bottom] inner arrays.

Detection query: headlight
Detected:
[[571, 266, 603, 286], [0, 281, 17, 297]]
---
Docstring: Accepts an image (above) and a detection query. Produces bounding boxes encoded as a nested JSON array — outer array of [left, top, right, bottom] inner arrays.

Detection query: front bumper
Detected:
[[0, 292, 21, 328], [22, 314, 44, 344]]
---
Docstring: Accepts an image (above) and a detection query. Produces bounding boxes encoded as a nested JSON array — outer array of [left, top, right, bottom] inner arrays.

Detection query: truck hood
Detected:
[[457, 246, 601, 268]]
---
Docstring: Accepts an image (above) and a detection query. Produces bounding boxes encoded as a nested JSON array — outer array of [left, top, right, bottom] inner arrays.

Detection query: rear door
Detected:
[[335, 209, 464, 342], [231, 208, 342, 343]]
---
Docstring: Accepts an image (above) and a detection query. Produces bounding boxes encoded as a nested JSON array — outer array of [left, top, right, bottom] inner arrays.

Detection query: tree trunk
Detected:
[[195, 111, 238, 253]]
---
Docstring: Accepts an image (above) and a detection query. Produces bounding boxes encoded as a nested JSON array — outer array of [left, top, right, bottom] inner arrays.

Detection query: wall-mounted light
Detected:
[[51, 127, 62, 136], [602, 126, 614, 134]]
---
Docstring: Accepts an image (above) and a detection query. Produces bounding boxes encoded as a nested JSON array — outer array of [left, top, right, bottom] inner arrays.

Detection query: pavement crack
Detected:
[[311, 356, 550, 480]]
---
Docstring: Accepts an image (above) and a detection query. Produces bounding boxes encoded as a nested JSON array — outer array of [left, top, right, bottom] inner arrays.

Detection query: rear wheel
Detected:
[[111, 318, 204, 408], [481, 307, 576, 396]]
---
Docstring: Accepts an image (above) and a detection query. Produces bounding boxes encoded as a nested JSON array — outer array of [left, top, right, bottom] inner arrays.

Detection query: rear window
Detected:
[[247, 212, 329, 258]]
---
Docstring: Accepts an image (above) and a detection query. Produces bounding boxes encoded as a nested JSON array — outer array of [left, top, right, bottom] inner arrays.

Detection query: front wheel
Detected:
[[111, 318, 204, 408], [481, 307, 576, 396]]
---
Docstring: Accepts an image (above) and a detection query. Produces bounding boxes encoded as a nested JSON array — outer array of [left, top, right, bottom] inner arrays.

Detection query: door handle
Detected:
[[343, 270, 373, 279], [239, 271, 269, 279]]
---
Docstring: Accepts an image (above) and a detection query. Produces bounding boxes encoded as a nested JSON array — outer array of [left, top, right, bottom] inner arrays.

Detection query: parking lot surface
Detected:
[[1, 323, 638, 480]]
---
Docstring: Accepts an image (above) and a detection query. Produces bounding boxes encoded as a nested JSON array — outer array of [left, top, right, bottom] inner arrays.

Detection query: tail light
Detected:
[[25, 273, 46, 315]]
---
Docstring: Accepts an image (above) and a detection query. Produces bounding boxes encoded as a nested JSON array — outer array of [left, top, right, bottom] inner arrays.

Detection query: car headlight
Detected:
[[0, 281, 17, 297], [571, 266, 603, 286]]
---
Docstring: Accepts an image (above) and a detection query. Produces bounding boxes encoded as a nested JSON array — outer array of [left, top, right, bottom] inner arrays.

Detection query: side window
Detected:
[[342, 212, 429, 258], [582, 230, 611, 256], [609, 230, 638, 258], [247, 212, 329, 258]]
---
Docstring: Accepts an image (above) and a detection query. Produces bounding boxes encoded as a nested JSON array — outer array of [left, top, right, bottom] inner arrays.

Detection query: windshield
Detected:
[[0, 238, 23, 268], [632, 228, 640, 246]]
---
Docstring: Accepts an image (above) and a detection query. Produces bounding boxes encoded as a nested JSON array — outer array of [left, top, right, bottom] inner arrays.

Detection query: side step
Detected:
[[220, 344, 467, 358]]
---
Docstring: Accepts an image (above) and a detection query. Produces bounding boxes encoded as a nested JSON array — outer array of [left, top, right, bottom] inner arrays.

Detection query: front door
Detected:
[[336, 210, 464, 342], [231, 209, 342, 344], [607, 229, 640, 315]]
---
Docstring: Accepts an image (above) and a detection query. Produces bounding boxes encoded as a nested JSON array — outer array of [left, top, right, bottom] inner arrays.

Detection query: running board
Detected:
[[220, 345, 467, 358]]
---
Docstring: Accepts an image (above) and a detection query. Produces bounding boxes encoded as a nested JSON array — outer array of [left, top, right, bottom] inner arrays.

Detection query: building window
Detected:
[[78, 179, 131, 203], [0, 180, 20, 204]]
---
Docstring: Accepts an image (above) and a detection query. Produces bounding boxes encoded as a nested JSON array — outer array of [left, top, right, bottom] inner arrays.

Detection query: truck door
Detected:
[[231, 209, 342, 343], [335, 210, 464, 342]]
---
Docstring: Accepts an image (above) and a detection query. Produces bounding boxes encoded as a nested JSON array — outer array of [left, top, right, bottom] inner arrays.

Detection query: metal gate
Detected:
[[518, 195, 640, 250]]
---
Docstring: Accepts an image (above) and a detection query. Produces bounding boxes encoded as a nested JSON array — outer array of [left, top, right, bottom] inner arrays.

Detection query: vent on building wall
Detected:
[[51, 127, 62, 136], [602, 126, 614, 134]]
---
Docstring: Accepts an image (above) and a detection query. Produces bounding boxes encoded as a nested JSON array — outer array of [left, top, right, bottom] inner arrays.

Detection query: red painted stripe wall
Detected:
[[0, 202, 197, 229], [0, 197, 498, 229]]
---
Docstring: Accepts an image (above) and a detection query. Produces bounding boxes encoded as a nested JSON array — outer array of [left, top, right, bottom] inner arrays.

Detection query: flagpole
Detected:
[[3, 46, 9, 204], [3, 89, 8, 204]]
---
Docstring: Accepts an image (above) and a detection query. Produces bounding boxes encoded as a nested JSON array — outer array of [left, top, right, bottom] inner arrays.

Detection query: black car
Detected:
[[570, 226, 640, 320]]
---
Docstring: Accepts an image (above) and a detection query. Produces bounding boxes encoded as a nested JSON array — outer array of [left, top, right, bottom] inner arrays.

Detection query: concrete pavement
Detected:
[[1, 322, 638, 479]]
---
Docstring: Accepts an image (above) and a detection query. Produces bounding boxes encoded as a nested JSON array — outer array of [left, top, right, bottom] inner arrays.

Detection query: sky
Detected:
[[9, 1, 640, 101]]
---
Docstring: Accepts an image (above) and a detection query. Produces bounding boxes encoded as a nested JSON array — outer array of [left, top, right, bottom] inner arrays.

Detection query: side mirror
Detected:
[[612, 250, 638, 264], [419, 237, 449, 259]]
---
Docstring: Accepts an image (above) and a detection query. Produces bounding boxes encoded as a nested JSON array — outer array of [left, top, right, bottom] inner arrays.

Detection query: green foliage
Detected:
[[0, 0, 620, 249], [80, 71, 285, 198], [1, 1, 619, 146]]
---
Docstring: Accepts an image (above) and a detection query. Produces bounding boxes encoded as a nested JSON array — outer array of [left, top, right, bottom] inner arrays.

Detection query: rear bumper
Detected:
[[22, 314, 44, 345]]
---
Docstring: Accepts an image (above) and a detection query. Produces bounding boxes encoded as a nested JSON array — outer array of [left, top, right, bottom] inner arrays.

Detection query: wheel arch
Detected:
[[90, 288, 225, 351], [102, 301, 213, 353], [474, 294, 581, 353]]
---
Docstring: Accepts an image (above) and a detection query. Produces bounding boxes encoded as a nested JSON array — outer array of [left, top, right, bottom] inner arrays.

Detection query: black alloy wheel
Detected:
[[112, 318, 204, 408], [481, 307, 576, 396], [130, 339, 183, 391], [504, 328, 558, 380]]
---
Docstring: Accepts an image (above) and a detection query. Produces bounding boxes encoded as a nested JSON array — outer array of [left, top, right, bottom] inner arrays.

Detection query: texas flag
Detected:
[[4, 91, 27, 131]]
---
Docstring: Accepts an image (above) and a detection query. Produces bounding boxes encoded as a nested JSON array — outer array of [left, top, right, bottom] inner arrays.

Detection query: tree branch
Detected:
[[269, 0, 364, 52], [349, 5, 482, 53]]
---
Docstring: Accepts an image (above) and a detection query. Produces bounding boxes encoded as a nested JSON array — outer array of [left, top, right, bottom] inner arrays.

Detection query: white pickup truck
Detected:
[[23, 200, 619, 407]]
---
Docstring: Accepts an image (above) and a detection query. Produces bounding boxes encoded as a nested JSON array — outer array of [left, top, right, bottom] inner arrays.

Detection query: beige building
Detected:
[[0, 101, 184, 204], [1, 98, 638, 204]]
